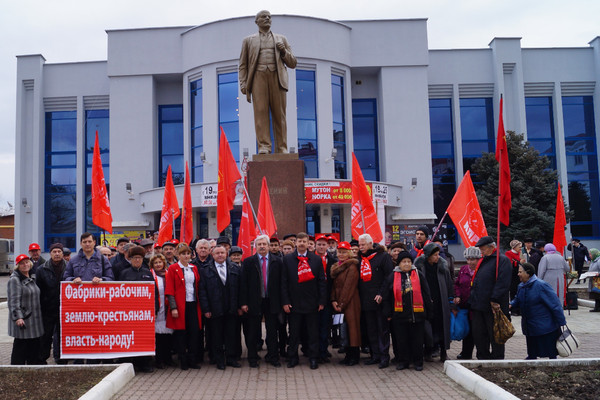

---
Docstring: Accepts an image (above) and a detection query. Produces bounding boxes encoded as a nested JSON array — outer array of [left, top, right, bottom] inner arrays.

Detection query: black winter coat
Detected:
[[239, 253, 282, 315], [119, 265, 155, 282], [35, 259, 66, 319], [199, 261, 241, 317], [468, 251, 512, 314], [382, 267, 433, 322], [281, 251, 327, 314], [357, 247, 394, 311]]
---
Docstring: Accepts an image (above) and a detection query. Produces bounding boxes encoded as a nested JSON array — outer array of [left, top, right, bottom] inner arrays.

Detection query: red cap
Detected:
[[28, 243, 41, 251], [15, 254, 30, 264], [326, 235, 338, 243], [337, 241, 351, 250], [153, 242, 161, 249], [315, 234, 328, 242], [171, 239, 180, 245]]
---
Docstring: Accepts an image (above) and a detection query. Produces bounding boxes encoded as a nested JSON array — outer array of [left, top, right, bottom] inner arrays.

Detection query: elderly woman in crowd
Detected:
[[587, 248, 600, 312], [165, 243, 203, 370], [505, 240, 523, 313], [8, 254, 44, 365], [511, 263, 566, 359], [454, 246, 481, 360], [538, 243, 570, 306], [149, 253, 174, 368], [330, 241, 361, 366], [382, 251, 432, 371]]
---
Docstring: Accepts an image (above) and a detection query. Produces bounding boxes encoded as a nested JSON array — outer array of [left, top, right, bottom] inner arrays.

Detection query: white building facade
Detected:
[[14, 15, 600, 253]]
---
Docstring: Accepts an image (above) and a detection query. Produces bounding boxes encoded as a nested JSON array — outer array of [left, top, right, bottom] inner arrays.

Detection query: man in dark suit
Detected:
[[240, 234, 283, 367], [314, 234, 337, 362], [239, 10, 297, 154], [199, 245, 242, 370], [281, 232, 326, 369]]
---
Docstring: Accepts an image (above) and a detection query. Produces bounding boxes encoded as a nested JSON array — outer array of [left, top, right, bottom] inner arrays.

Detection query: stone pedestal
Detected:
[[248, 154, 305, 237]]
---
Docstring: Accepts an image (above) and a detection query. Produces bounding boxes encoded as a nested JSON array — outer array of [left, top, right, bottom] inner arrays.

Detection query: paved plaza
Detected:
[[0, 290, 598, 400]]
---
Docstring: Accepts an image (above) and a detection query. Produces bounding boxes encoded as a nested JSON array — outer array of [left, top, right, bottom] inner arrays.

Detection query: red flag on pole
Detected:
[[180, 161, 193, 245], [446, 171, 488, 247], [157, 165, 180, 246], [256, 177, 277, 239], [495, 96, 512, 226], [553, 183, 568, 255], [217, 127, 242, 233], [91, 132, 113, 233], [237, 180, 256, 260], [351, 152, 383, 243]]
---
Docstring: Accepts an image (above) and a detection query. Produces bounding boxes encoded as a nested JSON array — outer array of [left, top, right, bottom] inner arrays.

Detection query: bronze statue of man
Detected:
[[239, 10, 297, 154]]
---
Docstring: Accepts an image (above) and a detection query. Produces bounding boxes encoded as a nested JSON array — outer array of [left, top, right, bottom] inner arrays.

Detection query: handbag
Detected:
[[556, 325, 580, 357], [591, 276, 600, 294], [493, 308, 515, 345], [450, 309, 469, 341]]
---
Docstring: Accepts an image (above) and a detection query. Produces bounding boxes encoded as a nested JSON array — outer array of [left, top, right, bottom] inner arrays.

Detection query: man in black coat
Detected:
[[240, 234, 283, 367], [199, 245, 242, 370], [568, 238, 591, 283], [314, 234, 337, 361], [468, 236, 512, 360], [190, 238, 213, 363], [358, 234, 394, 368], [281, 232, 326, 369], [35, 243, 66, 364]]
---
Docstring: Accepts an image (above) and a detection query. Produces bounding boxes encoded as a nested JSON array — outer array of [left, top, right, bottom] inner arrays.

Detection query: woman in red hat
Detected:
[[8, 254, 44, 364]]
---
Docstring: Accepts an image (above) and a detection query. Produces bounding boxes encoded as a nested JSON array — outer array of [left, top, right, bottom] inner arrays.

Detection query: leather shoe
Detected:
[[456, 354, 471, 360], [217, 364, 225, 370], [318, 357, 330, 364], [396, 364, 409, 370], [338, 358, 349, 365], [271, 360, 281, 367], [346, 359, 359, 366], [309, 359, 318, 370], [287, 359, 298, 368], [364, 358, 380, 365], [249, 361, 258, 368], [414, 365, 423, 371], [378, 360, 389, 369], [424, 355, 433, 362], [226, 361, 241, 368]]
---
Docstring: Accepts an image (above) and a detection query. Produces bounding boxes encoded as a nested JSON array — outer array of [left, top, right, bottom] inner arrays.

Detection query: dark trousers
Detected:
[[287, 312, 319, 361], [460, 316, 475, 358], [155, 333, 173, 365], [174, 301, 200, 367], [39, 315, 59, 364], [245, 299, 280, 362], [471, 309, 504, 360], [391, 319, 425, 367], [363, 309, 390, 362], [210, 313, 238, 365], [12, 338, 41, 365], [318, 305, 332, 357], [278, 314, 288, 356]]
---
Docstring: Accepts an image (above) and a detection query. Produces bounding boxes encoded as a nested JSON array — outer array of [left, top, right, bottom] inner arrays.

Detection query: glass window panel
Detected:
[[352, 117, 376, 149], [432, 158, 455, 175], [192, 91, 203, 129], [354, 150, 377, 169], [162, 156, 184, 176], [219, 121, 239, 162], [161, 122, 184, 154], [333, 124, 345, 143], [567, 171, 599, 181], [332, 86, 344, 123], [334, 162, 346, 180], [296, 80, 316, 120], [429, 106, 453, 142], [525, 103, 554, 140], [48, 153, 76, 166], [296, 70, 315, 81], [46, 235, 77, 250], [48, 194, 76, 233], [303, 160, 318, 178], [433, 183, 457, 219], [462, 141, 494, 156], [192, 127, 203, 148], [525, 97, 551, 106], [218, 72, 238, 84], [50, 168, 77, 186], [565, 139, 597, 153], [352, 100, 375, 116], [528, 140, 555, 155], [161, 106, 183, 121], [566, 155, 599, 171], [49, 119, 77, 152], [297, 120, 317, 141], [431, 142, 454, 157], [218, 82, 240, 123], [331, 75, 342, 86], [192, 165, 203, 184], [86, 152, 109, 166], [298, 140, 317, 158]]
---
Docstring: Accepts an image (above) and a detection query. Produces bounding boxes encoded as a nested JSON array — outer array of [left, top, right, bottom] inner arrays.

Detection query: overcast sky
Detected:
[[1, 0, 598, 205]]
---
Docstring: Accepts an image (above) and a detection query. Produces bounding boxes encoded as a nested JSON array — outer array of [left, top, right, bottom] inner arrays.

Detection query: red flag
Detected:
[[495, 96, 511, 226], [446, 171, 488, 247], [553, 183, 567, 255], [237, 180, 256, 260], [91, 132, 113, 233], [217, 127, 242, 232], [157, 165, 180, 246], [257, 177, 277, 238], [180, 161, 193, 245], [351, 153, 383, 243]]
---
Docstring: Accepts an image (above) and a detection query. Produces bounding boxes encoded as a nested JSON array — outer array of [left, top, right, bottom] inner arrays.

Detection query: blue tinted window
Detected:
[[429, 99, 457, 226], [85, 110, 110, 234], [562, 96, 599, 238], [159, 105, 184, 186], [352, 99, 379, 181], [460, 98, 494, 181], [218, 72, 239, 163], [296, 70, 318, 177], [332, 75, 347, 179], [191, 79, 203, 183], [525, 97, 556, 169], [45, 111, 77, 250]]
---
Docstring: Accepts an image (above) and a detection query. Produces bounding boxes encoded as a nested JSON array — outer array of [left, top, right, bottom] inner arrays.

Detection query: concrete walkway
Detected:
[[0, 301, 598, 399]]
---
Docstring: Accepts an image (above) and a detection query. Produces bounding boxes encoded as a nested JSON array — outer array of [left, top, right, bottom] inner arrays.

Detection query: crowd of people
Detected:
[[6, 227, 593, 371]]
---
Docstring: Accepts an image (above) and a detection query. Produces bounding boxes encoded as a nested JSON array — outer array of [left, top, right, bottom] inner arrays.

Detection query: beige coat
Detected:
[[330, 258, 361, 347]]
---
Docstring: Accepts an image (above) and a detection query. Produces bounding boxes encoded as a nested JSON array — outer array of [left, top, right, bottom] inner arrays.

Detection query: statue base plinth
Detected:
[[248, 158, 305, 238]]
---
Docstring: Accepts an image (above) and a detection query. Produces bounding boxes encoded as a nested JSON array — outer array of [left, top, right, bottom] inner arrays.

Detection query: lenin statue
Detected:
[[239, 10, 297, 154]]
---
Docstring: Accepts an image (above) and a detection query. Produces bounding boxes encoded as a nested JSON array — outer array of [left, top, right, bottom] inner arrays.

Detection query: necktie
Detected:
[[262, 256, 268, 296], [218, 264, 227, 285]]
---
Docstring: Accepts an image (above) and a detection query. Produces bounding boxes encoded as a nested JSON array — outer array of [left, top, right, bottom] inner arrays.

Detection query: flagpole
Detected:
[[172, 207, 176, 241], [241, 180, 263, 235], [431, 212, 448, 242], [359, 204, 366, 234]]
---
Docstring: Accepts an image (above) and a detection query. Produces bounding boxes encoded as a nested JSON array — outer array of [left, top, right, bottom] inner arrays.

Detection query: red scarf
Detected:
[[360, 252, 376, 282], [414, 239, 431, 258], [320, 254, 327, 275], [470, 255, 488, 286], [393, 269, 424, 312], [297, 256, 315, 283]]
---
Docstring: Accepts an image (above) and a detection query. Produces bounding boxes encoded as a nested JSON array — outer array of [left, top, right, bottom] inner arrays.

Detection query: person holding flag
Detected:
[[410, 226, 431, 259]]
